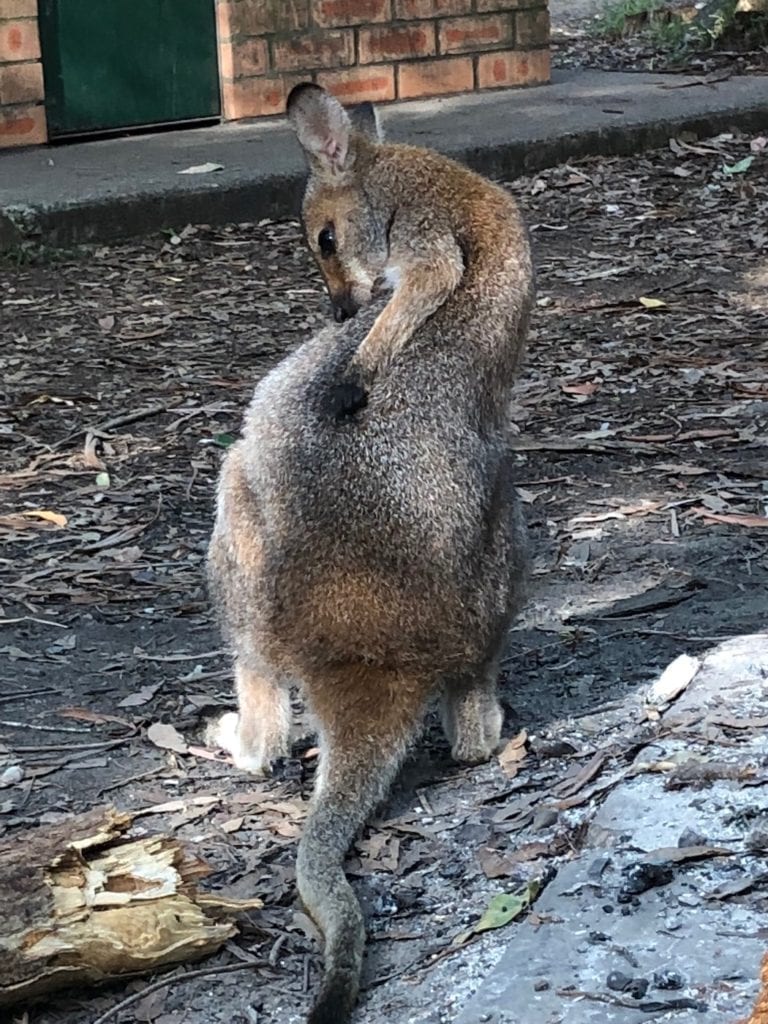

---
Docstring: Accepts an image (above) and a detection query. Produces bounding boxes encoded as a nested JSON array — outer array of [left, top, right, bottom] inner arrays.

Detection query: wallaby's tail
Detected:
[[299, 799, 366, 1024], [298, 663, 430, 1024]]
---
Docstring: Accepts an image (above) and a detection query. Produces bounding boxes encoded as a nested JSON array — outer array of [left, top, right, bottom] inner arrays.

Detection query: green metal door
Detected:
[[38, 0, 220, 139]]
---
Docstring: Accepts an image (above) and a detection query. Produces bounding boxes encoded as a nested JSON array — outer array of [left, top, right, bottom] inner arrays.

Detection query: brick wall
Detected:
[[0, 0, 46, 147], [217, 0, 550, 119], [0, 1, 550, 149]]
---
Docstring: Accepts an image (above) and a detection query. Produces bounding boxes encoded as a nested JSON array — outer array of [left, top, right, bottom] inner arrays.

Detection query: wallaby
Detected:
[[206, 83, 534, 1024]]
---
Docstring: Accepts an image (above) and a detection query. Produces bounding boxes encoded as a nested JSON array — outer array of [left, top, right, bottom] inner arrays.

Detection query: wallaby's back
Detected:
[[216, 302, 526, 677]]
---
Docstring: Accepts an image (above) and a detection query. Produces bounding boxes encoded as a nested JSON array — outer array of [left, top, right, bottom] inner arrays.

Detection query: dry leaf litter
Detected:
[[1, 132, 767, 1024]]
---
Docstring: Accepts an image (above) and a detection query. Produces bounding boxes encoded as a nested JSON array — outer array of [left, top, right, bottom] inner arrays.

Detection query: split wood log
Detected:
[[0, 805, 262, 1008], [741, 951, 768, 1024]]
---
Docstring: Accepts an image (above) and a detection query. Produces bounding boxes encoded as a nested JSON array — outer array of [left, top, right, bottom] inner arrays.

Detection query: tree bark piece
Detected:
[[0, 806, 262, 1008], [742, 952, 768, 1024]]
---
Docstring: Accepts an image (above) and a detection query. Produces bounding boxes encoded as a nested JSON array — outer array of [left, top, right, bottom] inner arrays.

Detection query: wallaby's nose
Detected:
[[332, 293, 359, 323]]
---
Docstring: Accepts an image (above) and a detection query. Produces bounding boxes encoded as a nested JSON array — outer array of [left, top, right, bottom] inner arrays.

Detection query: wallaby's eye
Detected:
[[318, 225, 336, 259]]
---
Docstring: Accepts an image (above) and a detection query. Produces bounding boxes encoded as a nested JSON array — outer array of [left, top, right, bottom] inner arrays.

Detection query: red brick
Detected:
[[0, 60, 42, 103], [0, 19, 40, 61], [359, 23, 435, 63], [477, 48, 550, 88], [312, 0, 389, 28], [0, 0, 37, 18], [220, 0, 309, 39], [439, 14, 510, 54], [515, 7, 550, 47], [216, 1, 236, 42], [221, 74, 304, 119], [219, 37, 269, 80], [0, 102, 45, 146], [395, 0, 470, 17], [397, 56, 473, 100], [317, 65, 395, 103], [272, 29, 353, 71]]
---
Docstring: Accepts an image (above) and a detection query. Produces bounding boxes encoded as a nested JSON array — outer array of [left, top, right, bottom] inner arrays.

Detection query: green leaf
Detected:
[[722, 156, 754, 176], [95, 472, 110, 488], [454, 879, 541, 946], [639, 296, 667, 309], [475, 881, 540, 933], [213, 433, 236, 449]]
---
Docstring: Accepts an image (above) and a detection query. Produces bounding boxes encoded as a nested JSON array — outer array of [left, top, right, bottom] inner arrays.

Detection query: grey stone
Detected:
[[453, 635, 768, 1024]]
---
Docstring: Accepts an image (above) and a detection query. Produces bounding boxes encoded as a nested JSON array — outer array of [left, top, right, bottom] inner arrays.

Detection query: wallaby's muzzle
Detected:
[[331, 292, 359, 323]]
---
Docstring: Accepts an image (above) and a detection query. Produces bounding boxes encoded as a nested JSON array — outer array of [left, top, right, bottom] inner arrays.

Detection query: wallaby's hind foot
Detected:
[[205, 711, 271, 775], [206, 664, 290, 775], [441, 668, 504, 765]]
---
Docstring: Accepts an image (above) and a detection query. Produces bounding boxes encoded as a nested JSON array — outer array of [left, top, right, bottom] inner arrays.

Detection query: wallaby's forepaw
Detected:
[[348, 343, 384, 385], [451, 737, 495, 766], [205, 711, 273, 775], [450, 702, 503, 765]]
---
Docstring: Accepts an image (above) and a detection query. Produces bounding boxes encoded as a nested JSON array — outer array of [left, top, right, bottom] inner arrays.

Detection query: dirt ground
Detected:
[[549, 0, 768, 75], [1, 131, 767, 1024]]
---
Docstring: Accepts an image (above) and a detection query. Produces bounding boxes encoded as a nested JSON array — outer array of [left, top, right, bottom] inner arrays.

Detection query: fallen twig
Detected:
[[136, 649, 223, 663], [0, 617, 67, 628], [97, 766, 166, 798], [0, 719, 92, 734], [58, 403, 173, 448], [509, 437, 659, 456], [0, 688, 58, 705], [658, 70, 732, 89], [8, 739, 132, 755]]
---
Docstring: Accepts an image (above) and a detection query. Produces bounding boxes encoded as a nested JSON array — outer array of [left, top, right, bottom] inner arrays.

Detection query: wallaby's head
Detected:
[[287, 83, 388, 324]]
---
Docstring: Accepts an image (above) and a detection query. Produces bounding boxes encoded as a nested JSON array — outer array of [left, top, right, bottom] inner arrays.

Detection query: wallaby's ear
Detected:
[[286, 83, 354, 178], [348, 101, 383, 142]]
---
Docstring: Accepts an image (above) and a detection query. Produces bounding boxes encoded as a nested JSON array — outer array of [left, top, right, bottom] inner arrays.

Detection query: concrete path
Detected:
[[0, 69, 766, 248], [453, 634, 768, 1024]]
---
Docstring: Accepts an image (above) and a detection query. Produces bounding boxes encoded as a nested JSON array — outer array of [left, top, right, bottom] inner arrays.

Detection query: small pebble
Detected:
[[532, 807, 559, 830], [677, 893, 700, 907], [629, 978, 649, 999], [587, 856, 611, 880], [620, 862, 674, 897], [607, 972, 651, 998], [678, 827, 707, 847], [602, 904, 614, 914], [533, 978, 550, 992], [373, 894, 398, 916], [440, 862, 464, 880], [654, 969, 685, 990], [747, 829, 768, 853], [607, 971, 632, 991], [0, 765, 23, 786]]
